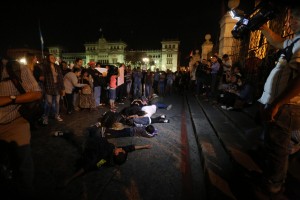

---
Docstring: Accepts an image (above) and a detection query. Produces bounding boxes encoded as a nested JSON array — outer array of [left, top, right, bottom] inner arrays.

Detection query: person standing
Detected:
[[72, 58, 84, 111], [152, 68, 160, 95], [255, 4, 300, 198], [41, 54, 65, 125], [108, 66, 119, 111], [87, 61, 103, 107], [125, 65, 133, 98], [0, 58, 42, 198], [63, 67, 86, 114], [132, 66, 143, 98], [210, 55, 220, 98], [25, 52, 44, 130]]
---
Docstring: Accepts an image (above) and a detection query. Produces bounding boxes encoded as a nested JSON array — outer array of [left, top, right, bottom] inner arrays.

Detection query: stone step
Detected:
[[187, 94, 271, 199], [188, 94, 300, 199], [187, 94, 237, 200]]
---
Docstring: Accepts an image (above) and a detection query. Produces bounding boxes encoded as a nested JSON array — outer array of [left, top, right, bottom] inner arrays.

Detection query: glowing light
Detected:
[[19, 57, 27, 65], [142, 57, 149, 63], [229, 9, 244, 21]]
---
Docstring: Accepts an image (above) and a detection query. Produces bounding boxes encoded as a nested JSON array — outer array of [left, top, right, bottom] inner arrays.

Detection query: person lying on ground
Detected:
[[61, 126, 151, 187], [104, 124, 158, 138], [131, 95, 172, 110], [124, 111, 170, 126]]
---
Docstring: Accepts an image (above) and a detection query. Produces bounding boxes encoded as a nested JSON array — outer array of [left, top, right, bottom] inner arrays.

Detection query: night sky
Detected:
[[0, 1, 254, 65]]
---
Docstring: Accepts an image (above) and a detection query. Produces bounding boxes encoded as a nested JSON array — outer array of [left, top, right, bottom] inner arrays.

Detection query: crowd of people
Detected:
[[1, 2, 300, 199]]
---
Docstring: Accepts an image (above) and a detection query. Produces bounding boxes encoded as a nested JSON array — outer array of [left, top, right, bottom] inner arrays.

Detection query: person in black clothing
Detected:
[[60, 61, 71, 77], [104, 124, 158, 138], [87, 62, 104, 107], [62, 126, 151, 186]]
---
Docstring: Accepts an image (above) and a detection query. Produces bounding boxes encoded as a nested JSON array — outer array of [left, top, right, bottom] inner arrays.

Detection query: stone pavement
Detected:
[[20, 93, 300, 199], [29, 94, 205, 200]]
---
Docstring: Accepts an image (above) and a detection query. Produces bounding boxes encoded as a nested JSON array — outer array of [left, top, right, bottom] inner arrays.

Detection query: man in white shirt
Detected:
[[255, 3, 300, 197]]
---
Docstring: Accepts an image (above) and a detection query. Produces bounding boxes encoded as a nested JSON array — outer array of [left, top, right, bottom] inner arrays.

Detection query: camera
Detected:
[[231, 0, 278, 39]]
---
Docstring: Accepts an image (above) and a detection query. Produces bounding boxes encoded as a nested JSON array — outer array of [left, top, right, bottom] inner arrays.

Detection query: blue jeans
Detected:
[[94, 86, 101, 106], [153, 102, 167, 109], [133, 82, 142, 98], [145, 83, 151, 98], [44, 94, 61, 117], [264, 104, 300, 186]]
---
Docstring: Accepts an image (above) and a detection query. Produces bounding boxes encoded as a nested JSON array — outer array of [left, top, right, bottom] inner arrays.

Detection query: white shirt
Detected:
[[258, 35, 300, 105], [141, 105, 157, 117]]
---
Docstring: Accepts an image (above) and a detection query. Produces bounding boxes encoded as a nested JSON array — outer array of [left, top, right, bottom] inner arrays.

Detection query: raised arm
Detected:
[[260, 24, 285, 49]]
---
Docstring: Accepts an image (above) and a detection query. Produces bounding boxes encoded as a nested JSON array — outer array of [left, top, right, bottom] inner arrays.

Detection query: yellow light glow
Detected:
[[19, 57, 27, 65]]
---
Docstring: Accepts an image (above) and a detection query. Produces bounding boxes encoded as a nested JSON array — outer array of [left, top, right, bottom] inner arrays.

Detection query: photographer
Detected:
[[254, 3, 300, 198]]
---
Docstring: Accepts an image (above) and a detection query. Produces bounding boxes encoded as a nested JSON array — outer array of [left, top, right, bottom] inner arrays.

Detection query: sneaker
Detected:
[[55, 115, 63, 122], [221, 105, 227, 110], [93, 122, 101, 127], [227, 106, 234, 111], [167, 104, 172, 110], [163, 119, 170, 123], [160, 115, 166, 119], [53, 131, 64, 137]]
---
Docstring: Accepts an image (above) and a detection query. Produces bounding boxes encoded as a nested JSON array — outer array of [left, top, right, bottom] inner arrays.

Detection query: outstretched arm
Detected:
[[134, 144, 152, 150], [61, 168, 85, 187]]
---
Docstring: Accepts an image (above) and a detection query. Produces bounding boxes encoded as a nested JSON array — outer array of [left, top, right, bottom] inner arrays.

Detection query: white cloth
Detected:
[[258, 35, 300, 105], [141, 105, 157, 117], [258, 58, 291, 104]]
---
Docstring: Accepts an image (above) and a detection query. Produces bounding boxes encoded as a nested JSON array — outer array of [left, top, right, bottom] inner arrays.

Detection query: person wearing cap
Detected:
[[62, 126, 151, 187]]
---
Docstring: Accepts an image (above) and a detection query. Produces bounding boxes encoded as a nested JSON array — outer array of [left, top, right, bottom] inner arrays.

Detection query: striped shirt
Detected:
[[0, 65, 41, 124]]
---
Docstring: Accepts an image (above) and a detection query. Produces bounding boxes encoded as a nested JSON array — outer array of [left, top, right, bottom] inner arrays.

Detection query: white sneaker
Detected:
[[53, 131, 64, 137], [55, 115, 63, 122], [160, 115, 166, 119], [167, 104, 172, 110], [221, 105, 227, 110], [227, 107, 234, 111]]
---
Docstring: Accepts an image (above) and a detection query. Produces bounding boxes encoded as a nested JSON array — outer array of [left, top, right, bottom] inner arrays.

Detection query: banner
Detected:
[[117, 66, 124, 86]]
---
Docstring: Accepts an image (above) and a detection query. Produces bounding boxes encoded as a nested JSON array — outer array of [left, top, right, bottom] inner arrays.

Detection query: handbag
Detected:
[[6, 64, 43, 122]]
